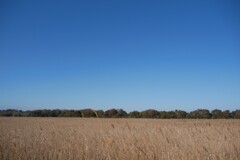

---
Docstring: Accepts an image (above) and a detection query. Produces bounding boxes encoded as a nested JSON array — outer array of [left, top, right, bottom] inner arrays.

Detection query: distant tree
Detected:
[[96, 110, 104, 118], [158, 111, 178, 119], [116, 109, 128, 118], [0, 109, 20, 117], [104, 109, 118, 118], [141, 109, 159, 118], [128, 111, 141, 118], [29, 110, 43, 117], [211, 109, 223, 119], [159, 111, 168, 119], [81, 109, 97, 117], [0, 108, 237, 119], [49, 109, 62, 117], [175, 110, 187, 119], [232, 110, 240, 119], [222, 110, 232, 119], [59, 110, 81, 117], [187, 109, 211, 119], [59, 110, 68, 117], [167, 111, 177, 118]]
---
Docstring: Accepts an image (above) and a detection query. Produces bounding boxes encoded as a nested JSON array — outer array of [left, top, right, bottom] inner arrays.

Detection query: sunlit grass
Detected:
[[0, 118, 239, 160]]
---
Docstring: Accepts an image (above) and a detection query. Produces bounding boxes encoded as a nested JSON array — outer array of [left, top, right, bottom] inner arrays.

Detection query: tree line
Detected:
[[0, 108, 240, 119]]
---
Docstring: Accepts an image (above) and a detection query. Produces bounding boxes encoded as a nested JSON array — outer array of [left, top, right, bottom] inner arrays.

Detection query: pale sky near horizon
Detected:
[[0, 0, 240, 112]]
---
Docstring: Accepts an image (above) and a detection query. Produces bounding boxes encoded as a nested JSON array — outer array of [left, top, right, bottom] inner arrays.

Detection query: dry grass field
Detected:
[[0, 118, 240, 160]]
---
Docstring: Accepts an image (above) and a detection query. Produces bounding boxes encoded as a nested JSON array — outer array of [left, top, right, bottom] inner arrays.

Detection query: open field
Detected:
[[0, 118, 240, 160]]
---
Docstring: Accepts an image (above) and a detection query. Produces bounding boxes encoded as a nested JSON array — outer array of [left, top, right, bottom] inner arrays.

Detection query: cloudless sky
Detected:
[[0, 0, 240, 112]]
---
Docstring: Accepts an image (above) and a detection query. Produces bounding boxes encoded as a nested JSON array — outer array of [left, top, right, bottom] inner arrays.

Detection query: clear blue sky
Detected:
[[0, 0, 240, 112]]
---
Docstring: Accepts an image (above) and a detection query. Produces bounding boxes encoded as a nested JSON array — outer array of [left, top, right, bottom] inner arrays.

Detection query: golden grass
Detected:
[[0, 118, 240, 160]]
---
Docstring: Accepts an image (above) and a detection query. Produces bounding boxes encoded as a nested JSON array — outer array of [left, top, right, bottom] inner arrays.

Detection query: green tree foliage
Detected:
[[1, 108, 239, 119], [187, 109, 211, 119], [80, 109, 97, 118], [222, 110, 232, 119], [59, 110, 81, 117], [103, 109, 128, 118], [96, 110, 104, 118], [0, 109, 22, 117], [104, 109, 118, 118], [128, 111, 141, 118], [211, 109, 223, 119], [116, 109, 128, 118], [158, 111, 168, 119], [175, 110, 187, 119], [141, 109, 159, 118], [232, 110, 240, 119]]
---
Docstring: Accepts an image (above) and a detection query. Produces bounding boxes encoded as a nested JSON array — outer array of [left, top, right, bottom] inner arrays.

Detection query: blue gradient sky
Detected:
[[0, 0, 240, 112]]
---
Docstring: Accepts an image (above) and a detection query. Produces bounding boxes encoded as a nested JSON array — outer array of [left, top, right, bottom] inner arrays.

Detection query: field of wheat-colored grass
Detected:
[[0, 117, 240, 160]]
